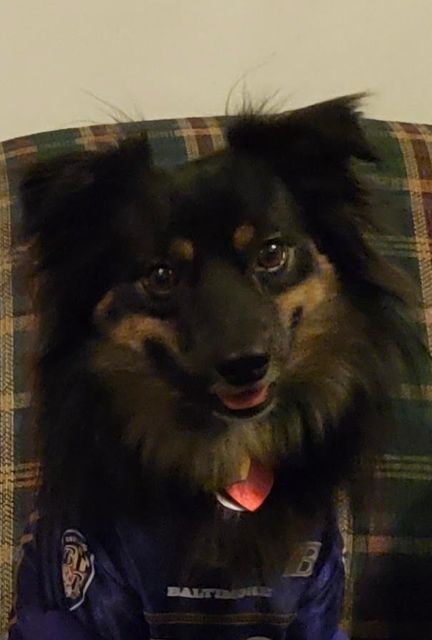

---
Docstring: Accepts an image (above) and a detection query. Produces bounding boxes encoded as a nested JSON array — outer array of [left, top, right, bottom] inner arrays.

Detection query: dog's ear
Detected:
[[20, 134, 154, 348], [228, 95, 379, 288], [227, 94, 376, 172], [20, 134, 152, 240]]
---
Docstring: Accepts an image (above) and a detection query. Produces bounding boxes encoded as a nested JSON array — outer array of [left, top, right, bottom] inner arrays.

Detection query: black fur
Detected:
[[21, 96, 419, 581]]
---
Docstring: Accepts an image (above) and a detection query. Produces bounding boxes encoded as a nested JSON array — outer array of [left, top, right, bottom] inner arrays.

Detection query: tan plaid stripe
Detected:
[[0, 393, 30, 412], [0, 545, 14, 567], [369, 234, 432, 258], [400, 384, 432, 401], [0, 315, 33, 335], [0, 463, 40, 490], [391, 123, 432, 348], [176, 119, 200, 159], [372, 176, 432, 193], [1, 140, 37, 162], [381, 453, 432, 462], [197, 117, 226, 153], [371, 175, 407, 191], [2, 512, 40, 637], [77, 124, 120, 152], [374, 454, 432, 481], [337, 490, 354, 637], [407, 178, 432, 193], [0, 143, 14, 628], [175, 117, 225, 160], [78, 125, 99, 153], [391, 126, 432, 143], [354, 535, 432, 555]]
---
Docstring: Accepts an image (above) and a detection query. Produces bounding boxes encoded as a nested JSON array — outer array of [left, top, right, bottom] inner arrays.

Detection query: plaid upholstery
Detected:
[[0, 116, 431, 639]]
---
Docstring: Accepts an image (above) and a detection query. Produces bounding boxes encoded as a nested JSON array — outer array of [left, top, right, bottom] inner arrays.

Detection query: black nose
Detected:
[[216, 353, 270, 387]]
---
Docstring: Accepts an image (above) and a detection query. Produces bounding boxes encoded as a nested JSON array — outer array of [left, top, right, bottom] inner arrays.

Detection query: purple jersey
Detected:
[[8, 510, 348, 640]]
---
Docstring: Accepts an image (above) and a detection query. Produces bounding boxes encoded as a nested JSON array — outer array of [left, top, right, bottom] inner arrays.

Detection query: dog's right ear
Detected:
[[20, 134, 154, 348], [20, 134, 152, 240]]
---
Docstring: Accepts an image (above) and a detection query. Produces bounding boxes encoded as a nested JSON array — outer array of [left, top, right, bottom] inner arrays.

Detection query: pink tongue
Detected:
[[224, 460, 274, 512], [217, 385, 268, 411]]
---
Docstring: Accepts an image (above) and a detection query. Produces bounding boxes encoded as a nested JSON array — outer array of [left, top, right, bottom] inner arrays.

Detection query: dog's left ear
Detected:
[[228, 93, 376, 175], [228, 95, 379, 287]]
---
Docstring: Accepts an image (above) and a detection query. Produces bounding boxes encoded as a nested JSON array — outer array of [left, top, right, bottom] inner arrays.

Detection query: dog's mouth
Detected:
[[145, 341, 277, 509], [213, 383, 274, 419], [146, 339, 276, 421], [216, 384, 269, 410]]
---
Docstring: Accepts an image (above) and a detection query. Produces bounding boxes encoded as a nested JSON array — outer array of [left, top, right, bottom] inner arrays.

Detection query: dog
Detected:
[[8, 95, 418, 640]]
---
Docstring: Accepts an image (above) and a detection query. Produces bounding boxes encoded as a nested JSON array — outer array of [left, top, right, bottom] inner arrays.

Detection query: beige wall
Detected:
[[2, 0, 432, 140]]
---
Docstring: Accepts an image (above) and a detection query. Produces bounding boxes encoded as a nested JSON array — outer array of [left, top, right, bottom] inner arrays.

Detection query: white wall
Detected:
[[2, 0, 432, 141]]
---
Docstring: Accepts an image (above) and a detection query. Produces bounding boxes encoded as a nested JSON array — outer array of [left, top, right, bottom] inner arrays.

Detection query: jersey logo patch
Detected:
[[283, 541, 322, 578], [62, 529, 95, 611]]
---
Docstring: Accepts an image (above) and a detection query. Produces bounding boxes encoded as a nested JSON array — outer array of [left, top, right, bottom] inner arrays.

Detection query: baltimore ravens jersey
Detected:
[[8, 508, 348, 640]]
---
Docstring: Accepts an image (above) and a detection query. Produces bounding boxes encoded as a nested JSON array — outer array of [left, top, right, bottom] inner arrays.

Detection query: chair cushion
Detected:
[[1, 115, 431, 638]]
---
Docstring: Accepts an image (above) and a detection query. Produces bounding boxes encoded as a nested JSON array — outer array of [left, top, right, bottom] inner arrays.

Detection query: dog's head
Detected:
[[22, 96, 415, 526]]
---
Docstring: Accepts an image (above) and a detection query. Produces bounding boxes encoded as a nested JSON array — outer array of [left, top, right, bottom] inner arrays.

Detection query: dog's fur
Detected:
[[21, 95, 418, 583]]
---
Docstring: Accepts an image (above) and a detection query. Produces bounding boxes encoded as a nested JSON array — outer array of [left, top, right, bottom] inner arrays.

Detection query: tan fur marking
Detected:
[[170, 238, 194, 261], [233, 224, 255, 251], [110, 315, 179, 353], [277, 249, 368, 423], [277, 251, 338, 320], [94, 290, 115, 321]]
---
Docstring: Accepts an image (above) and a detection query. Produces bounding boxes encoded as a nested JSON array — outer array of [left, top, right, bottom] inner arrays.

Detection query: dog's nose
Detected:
[[216, 353, 270, 387]]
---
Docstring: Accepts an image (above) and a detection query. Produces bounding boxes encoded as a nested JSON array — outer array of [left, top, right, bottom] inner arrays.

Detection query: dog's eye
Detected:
[[256, 240, 290, 273], [145, 264, 178, 296]]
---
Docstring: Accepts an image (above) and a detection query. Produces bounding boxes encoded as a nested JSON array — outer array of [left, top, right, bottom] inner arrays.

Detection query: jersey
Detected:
[[8, 507, 348, 640]]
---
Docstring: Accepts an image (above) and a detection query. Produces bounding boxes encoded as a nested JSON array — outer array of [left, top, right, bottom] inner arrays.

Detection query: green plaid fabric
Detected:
[[0, 116, 431, 639]]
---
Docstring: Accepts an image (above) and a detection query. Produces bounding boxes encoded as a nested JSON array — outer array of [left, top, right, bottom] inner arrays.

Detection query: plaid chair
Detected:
[[1, 115, 431, 639]]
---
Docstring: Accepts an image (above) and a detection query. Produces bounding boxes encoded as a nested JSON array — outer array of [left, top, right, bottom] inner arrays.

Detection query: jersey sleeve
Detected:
[[8, 516, 149, 640], [288, 524, 349, 640]]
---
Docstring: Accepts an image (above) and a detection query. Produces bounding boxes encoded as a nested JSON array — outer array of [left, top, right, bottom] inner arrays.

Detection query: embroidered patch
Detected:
[[62, 529, 95, 611], [283, 541, 322, 578]]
